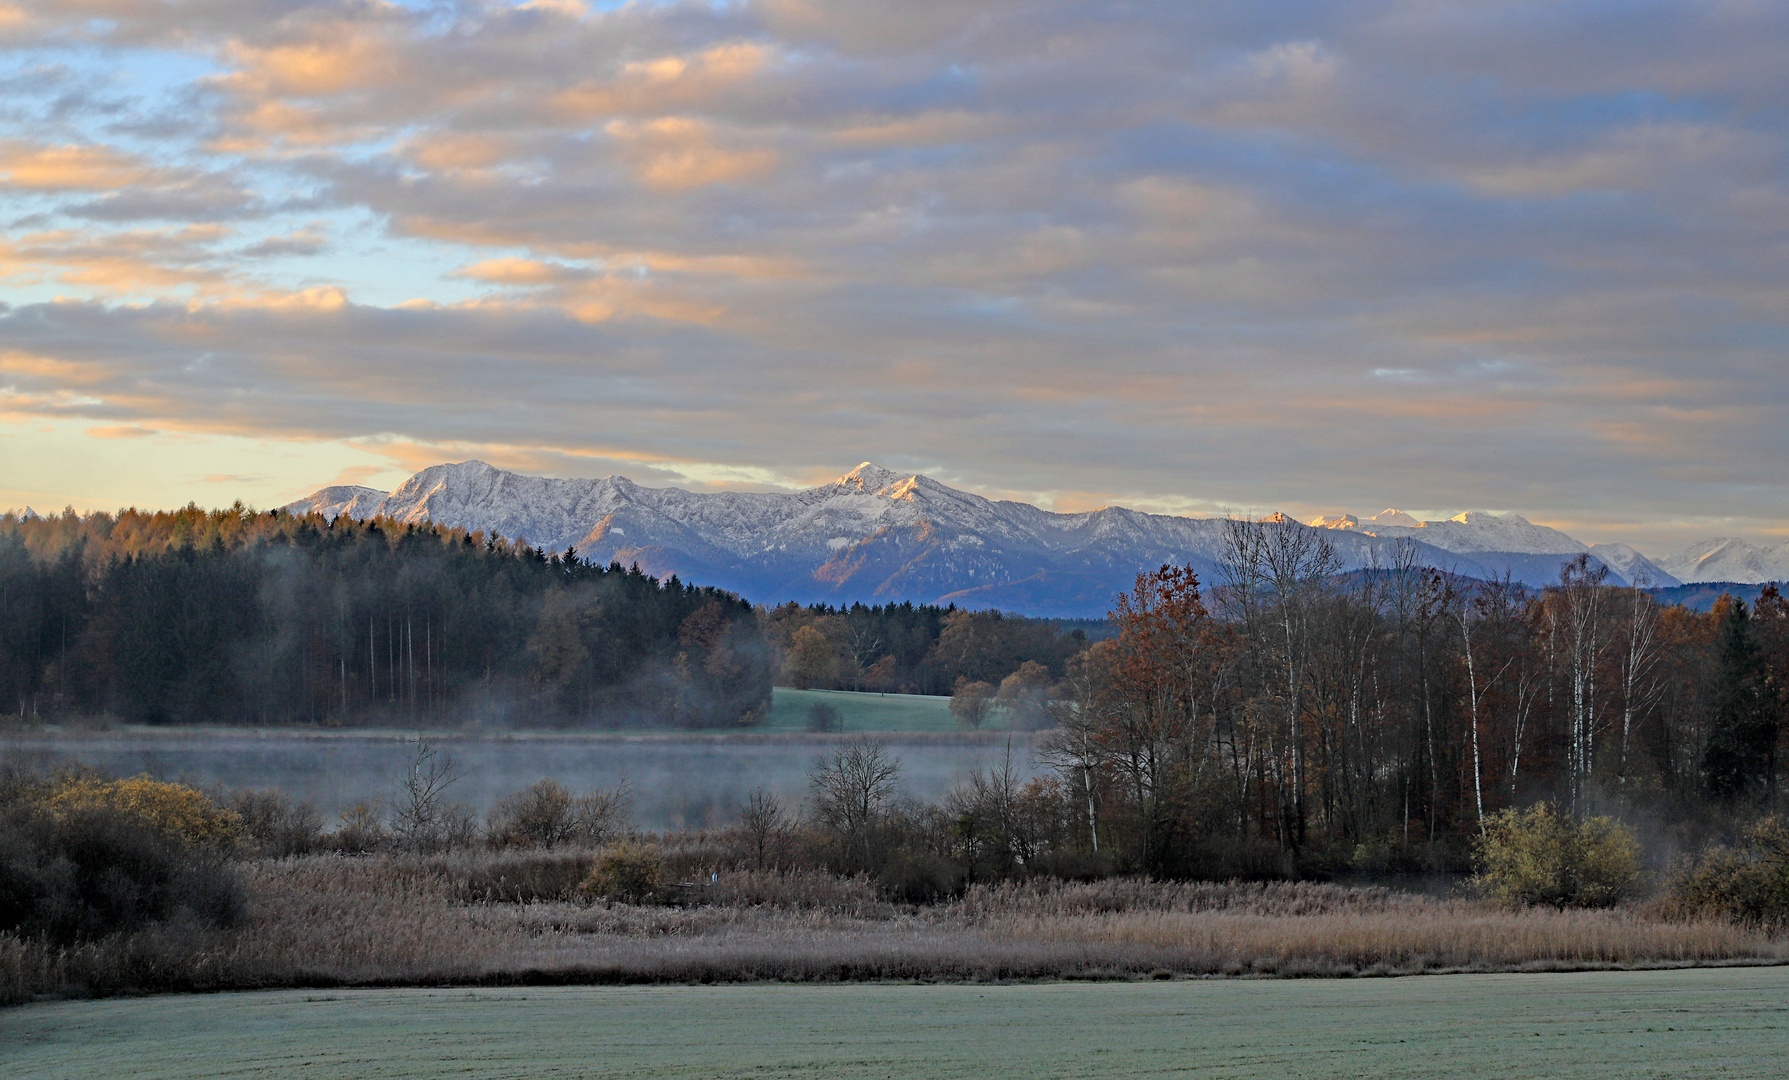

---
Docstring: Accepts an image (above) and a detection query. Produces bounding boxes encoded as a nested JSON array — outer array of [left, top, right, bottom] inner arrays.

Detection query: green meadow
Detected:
[[761, 687, 963, 733], [6, 967, 1786, 1079]]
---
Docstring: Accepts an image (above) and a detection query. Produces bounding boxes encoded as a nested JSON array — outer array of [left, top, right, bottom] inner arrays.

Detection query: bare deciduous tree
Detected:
[[391, 737, 463, 853], [739, 788, 787, 870], [808, 738, 903, 871]]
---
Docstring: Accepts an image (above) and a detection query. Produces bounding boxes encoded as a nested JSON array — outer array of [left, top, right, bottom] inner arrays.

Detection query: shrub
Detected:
[[226, 788, 325, 857], [1471, 803, 1642, 909], [45, 774, 242, 847], [334, 802, 388, 854], [0, 806, 243, 944], [806, 702, 841, 733], [879, 850, 961, 903], [581, 841, 664, 903], [1664, 817, 1789, 925], [489, 779, 630, 849]]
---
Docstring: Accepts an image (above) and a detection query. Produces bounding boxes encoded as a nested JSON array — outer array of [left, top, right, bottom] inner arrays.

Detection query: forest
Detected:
[[0, 507, 1094, 728], [0, 505, 772, 728], [1047, 522, 1788, 878]]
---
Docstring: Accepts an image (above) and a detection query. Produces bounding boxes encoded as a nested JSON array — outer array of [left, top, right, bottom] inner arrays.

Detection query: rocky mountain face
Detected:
[[286, 461, 1778, 615]]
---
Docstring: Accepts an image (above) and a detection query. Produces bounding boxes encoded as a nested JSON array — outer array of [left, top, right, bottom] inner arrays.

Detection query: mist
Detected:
[[1, 730, 1047, 831]]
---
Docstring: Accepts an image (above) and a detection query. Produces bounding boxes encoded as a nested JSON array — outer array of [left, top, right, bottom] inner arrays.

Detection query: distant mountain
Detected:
[[1656, 538, 1789, 586], [286, 462, 1675, 617], [1586, 543, 1680, 588], [1308, 511, 1685, 588], [1312, 508, 1586, 555]]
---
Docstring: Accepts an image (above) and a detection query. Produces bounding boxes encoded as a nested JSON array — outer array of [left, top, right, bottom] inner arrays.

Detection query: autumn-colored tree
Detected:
[[949, 677, 996, 728], [785, 625, 839, 690], [1057, 564, 1229, 874]]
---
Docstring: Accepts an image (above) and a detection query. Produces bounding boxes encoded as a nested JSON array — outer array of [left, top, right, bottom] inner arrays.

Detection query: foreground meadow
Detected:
[[6, 967, 1789, 1079]]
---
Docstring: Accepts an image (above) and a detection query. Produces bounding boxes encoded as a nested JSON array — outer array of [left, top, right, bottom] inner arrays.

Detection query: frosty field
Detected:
[[5, 967, 1787, 1080]]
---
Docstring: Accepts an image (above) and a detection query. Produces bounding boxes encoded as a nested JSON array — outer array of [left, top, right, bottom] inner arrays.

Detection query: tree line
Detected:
[[1037, 523, 1787, 878], [0, 506, 772, 727]]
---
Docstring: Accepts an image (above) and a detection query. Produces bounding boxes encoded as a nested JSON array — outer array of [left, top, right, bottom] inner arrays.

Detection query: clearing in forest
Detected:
[[763, 687, 959, 732]]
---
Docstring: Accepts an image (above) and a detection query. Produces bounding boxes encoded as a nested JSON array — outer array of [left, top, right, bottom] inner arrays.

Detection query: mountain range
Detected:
[[286, 461, 1789, 618]]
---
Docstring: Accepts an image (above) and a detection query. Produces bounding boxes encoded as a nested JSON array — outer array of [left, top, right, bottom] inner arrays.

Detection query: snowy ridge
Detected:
[[282, 461, 1726, 616], [1657, 538, 1789, 586], [1308, 508, 1589, 556]]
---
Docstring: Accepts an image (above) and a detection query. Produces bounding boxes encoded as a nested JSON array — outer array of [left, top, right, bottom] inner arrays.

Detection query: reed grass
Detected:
[[5, 854, 1783, 1005]]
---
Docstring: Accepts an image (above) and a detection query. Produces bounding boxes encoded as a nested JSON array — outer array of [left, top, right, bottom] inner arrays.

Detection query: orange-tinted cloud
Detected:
[[605, 117, 780, 191], [552, 43, 774, 118], [0, 141, 154, 190]]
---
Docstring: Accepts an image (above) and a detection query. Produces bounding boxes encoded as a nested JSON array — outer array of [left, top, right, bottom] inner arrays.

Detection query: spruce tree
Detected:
[[1703, 598, 1773, 803]]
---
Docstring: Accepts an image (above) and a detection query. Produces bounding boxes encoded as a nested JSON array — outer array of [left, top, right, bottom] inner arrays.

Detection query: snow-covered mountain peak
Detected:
[[283, 461, 1786, 610], [1658, 537, 1789, 585], [832, 462, 911, 493], [1311, 507, 1586, 556], [1587, 542, 1681, 587], [283, 485, 386, 521]]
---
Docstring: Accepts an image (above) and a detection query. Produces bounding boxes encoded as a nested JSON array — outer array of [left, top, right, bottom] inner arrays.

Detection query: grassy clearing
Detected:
[[6, 967, 1789, 1079], [763, 688, 959, 732]]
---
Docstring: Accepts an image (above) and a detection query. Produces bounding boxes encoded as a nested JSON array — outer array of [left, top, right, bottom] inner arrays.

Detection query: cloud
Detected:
[[239, 226, 328, 259], [551, 43, 777, 119], [604, 117, 781, 191], [0, 0, 1786, 549], [0, 141, 152, 191], [0, 225, 235, 293]]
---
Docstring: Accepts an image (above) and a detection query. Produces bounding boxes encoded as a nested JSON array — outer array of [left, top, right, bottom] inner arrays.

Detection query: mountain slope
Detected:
[[285, 462, 1675, 614], [1658, 538, 1789, 585]]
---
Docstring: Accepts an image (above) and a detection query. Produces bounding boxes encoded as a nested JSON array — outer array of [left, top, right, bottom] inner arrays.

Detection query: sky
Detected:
[[0, 0, 1785, 555]]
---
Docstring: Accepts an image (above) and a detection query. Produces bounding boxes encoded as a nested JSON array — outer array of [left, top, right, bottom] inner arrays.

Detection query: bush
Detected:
[[46, 774, 242, 847], [879, 850, 961, 903], [334, 803, 388, 854], [0, 806, 244, 944], [488, 779, 630, 849], [1471, 803, 1642, 909], [806, 702, 841, 733], [581, 841, 664, 903], [226, 789, 325, 857], [1664, 817, 1789, 925]]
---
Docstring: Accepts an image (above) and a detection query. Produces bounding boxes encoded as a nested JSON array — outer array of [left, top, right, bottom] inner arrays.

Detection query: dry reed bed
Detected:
[[5, 855, 1785, 1003]]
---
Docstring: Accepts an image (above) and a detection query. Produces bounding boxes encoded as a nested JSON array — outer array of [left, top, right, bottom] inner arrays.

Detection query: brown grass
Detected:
[[5, 854, 1784, 1004]]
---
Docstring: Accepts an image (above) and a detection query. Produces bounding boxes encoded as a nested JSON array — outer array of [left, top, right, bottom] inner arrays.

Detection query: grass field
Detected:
[[762, 687, 961, 732], [5, 967, 1787, 1079]]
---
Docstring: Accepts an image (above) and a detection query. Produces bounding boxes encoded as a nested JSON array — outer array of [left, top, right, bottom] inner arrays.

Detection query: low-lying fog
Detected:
[[2, 729, 1049, 830]]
